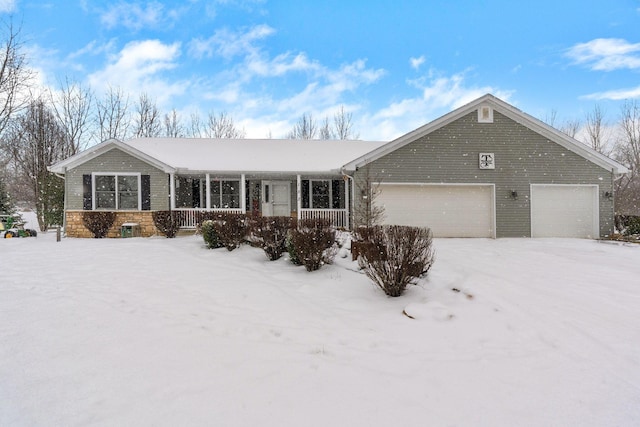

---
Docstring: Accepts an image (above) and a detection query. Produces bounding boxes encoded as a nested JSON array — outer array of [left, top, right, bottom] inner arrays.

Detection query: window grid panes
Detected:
[[210, 180, 240, 208], [94, 174, 139, 210], [95, 175, 116, 209], [311, 180, 331, 209]]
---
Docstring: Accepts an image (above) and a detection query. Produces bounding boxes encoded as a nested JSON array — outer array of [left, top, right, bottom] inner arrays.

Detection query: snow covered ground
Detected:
[[2, 218, 640, 426]]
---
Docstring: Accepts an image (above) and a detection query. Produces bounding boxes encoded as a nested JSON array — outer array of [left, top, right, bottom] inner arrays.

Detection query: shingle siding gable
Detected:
[[65, 147, 169, 211], [360, 110, 614, 237]]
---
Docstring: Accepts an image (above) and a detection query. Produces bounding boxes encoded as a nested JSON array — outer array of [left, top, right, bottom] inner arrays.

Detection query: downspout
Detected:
[[56, 168, 67, 235], [170, 173, 176, 210], [611, 167, 627, 233]]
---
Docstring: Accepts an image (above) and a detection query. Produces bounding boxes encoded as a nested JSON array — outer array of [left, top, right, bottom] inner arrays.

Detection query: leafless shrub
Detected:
[[251, 216, 295, 260], [357, 225, 435, 297], [288, 218, 336, 271], [212, 213, 248, 251], [82, 211, 115, 238], [152, 210, 180, 238]]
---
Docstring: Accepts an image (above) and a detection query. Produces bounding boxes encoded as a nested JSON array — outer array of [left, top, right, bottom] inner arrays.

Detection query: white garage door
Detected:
[[377, 184, 495, 238], [531, 185, 599, 238]]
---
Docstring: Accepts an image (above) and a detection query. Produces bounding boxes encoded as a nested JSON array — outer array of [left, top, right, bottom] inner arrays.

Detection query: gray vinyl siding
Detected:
[[358, 110, 614, 237], [65, 147, 169, 210]]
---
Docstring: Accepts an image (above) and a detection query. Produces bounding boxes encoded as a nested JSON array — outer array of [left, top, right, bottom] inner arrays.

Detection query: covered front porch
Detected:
[[170, 173, 350, 229]]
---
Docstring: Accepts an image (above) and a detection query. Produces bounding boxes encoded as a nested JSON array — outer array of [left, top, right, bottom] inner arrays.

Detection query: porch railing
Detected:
[[174, 208, 349, 230], [300, 208, 349, 229], [174, 208, 243, 229]]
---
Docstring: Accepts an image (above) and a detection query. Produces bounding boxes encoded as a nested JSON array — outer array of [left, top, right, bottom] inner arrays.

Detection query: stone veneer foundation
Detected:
[[65, 210, 159, 238]]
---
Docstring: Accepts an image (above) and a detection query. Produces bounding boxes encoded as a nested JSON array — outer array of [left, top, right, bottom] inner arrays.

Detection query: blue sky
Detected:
[[2, 0, 640, 140]]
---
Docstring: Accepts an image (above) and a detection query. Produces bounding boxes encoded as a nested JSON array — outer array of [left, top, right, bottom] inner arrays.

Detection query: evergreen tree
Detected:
[[0, 175, 14, 214]]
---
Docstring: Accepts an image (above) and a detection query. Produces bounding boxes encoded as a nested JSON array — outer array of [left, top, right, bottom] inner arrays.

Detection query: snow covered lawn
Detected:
[[2, 231, 640, 426]]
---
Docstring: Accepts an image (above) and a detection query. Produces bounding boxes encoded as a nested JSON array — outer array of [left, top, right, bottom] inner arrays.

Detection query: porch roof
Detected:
[[126, 138, 385, 174]]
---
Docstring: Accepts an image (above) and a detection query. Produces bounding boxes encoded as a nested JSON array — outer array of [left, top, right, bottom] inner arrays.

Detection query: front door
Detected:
[[262, 181, 291, 217]]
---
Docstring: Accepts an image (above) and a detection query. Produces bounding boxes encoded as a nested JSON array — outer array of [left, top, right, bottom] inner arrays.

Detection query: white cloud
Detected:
[[410, 56, 425, 71], [566, 38, 640, 71], [100, 1, 178, 31], [0, 0, 16, 13], [188, 24, 275, 60], [581, 85, 640, 100], [189, 25, 385, 130], [194, 55, 384, 138], [359, 69, 513, 140], [246, 51, 320, 77], [87, 39, 187, 107], [68, 39, 118, 61], [253, 59, 385, 118], [204, 0, 267, 19]]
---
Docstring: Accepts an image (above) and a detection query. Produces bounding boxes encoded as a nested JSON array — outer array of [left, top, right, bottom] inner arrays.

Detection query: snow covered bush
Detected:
[[627, 217, 640, 236], [357, 225, 435, 297], [195, 211, 219, 231], [82, 211, 115, 238], [615, 214, 640, 236], [288, 218, 336, 271], [152, 210, 181, 238], [201, 220, 223, 249], [251, 216, 295, 260], [212, 213, 248, 251]]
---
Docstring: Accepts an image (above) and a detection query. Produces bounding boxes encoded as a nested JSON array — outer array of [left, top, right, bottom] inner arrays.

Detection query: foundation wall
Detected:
[[65, 210, 159, 238]]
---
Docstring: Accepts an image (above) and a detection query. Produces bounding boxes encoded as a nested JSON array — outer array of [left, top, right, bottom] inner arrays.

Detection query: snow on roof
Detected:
[[126, 138, 386, 174]]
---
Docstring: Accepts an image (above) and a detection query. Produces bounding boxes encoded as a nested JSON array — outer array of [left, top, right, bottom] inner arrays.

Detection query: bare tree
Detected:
[[163, 108, 184, 137], [289, 108, 358, 140], [584, 104, 609, 154], [544, 109, 558, 128], [319, 116, 332, 139], [49, 78, 94, 154], [333, 105, 358, 140], [353, 164, 385, 228], [4, 97, 68, 230], [188, 111, 203, 137], [544, 108, 580, 138], [615, 100, 640, 215], [203, 111, 245, 139], [559, 119, 581, 138], [287, 113, 317, 139], [133, 92, 161, 138], [0, 21, 34, 137], [95, 86, 131, 141]]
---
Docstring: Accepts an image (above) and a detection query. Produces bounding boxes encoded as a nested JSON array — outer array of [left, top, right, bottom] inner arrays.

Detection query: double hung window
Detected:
[[210, 180, 240, 208], [94, 174, 140, 210], [311, 180, 331, 209]]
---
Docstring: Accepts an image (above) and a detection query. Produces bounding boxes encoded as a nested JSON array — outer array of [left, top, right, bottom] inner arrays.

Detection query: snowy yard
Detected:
[[2, 227, 640, 426]]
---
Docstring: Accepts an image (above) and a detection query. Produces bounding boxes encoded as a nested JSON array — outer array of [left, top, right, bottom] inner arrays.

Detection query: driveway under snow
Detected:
[[1, 231, 639, 426]]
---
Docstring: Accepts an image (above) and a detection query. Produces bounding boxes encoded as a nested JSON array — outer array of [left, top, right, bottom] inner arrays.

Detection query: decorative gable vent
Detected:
[[478, 105, 493, 123]]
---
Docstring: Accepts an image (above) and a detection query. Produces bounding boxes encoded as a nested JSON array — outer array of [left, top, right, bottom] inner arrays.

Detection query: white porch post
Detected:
[[205, 173, 211, 209], [241, 174, 246, 213], [170, 173, 176, 210], [296, 174, 302, 221], [344, 177, 350, 230]]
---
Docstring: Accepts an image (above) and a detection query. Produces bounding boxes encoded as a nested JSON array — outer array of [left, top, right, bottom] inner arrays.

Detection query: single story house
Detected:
[[49, 94, 628, 239]]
